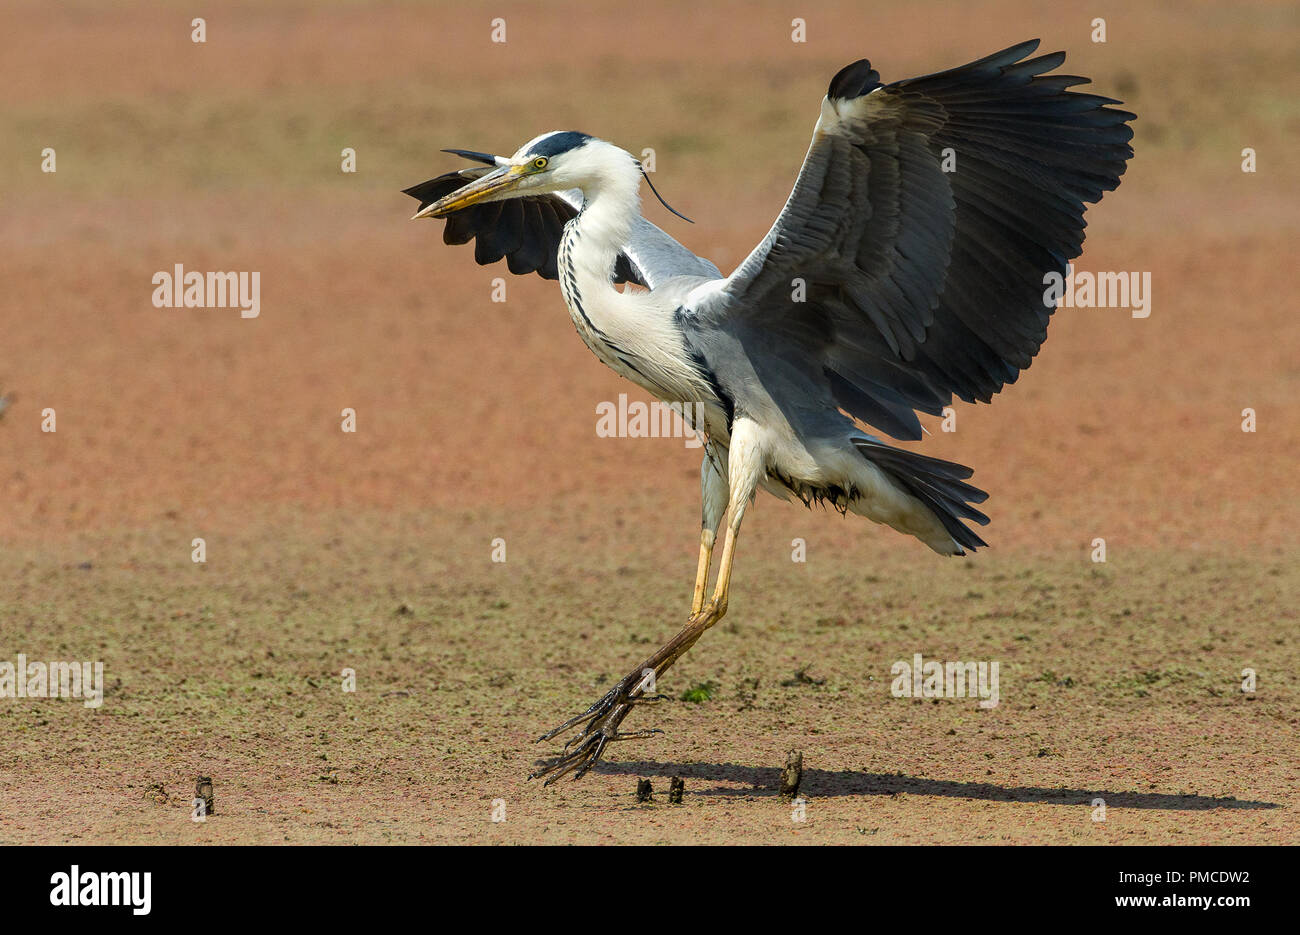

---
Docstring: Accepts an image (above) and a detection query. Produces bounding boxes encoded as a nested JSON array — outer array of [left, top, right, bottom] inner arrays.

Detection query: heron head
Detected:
[[410, 131, 611, 219], [410, 130, 692, 223]]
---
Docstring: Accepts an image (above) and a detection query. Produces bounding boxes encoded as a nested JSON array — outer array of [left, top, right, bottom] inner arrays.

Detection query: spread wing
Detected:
[[403, 169, 720, 288], [684, 39, 1135, 440]]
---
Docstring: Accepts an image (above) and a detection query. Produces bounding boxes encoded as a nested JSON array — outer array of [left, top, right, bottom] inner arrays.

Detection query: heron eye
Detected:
[[532, 157, 549, 170]]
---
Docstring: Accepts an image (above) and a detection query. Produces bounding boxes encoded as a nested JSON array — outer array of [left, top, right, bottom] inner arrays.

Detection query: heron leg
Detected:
[[700, 417, 763, 620], [691, 445, 728, 615], [691, 529, 715, 616], [531, 423, 763, 785]]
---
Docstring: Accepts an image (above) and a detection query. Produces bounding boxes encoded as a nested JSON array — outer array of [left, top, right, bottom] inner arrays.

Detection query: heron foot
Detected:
[[530, 602, 726, 785], [530, 669, 666, 785]]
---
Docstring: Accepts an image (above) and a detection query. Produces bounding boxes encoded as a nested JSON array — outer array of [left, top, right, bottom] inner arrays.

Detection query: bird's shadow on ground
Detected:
[[591, 760, 1279, 810]]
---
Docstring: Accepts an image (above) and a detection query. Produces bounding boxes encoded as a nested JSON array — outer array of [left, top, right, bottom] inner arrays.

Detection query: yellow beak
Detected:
[[411, 165, 528, 219]]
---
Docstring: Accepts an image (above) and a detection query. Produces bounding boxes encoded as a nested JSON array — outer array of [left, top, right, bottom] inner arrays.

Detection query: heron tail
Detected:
[[852, 439, 990, 553]]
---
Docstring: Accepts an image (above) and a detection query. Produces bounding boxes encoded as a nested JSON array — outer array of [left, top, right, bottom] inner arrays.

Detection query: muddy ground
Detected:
[[0, 0, 1296, 844]]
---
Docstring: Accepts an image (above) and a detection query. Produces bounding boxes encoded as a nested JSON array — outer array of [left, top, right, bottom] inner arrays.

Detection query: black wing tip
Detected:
[[828, 59, 882, 101], [402, 164, 495, 206], [983, 38, 1043, 65], [400, 179, 432, 200], [401, 173, 456, 208]]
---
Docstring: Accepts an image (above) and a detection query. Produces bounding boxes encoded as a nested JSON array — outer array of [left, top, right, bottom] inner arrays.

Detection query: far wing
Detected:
[[404, 169, 583, 282], [403, 171, 720, 289]]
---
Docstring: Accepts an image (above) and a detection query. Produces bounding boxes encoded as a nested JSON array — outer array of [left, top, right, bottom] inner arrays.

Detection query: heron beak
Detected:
[[411, 164, 527, 219]]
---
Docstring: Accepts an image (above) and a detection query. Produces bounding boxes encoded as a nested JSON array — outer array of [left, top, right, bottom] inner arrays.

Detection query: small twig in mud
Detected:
[[779, 750, 803, 799], [195, 776, 215, 815], [668, 776, 685, 804]]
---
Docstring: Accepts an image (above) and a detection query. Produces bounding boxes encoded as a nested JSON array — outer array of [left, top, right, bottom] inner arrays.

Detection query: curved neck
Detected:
[[554, 147, 702, 404], [566, 152, 641, 284]]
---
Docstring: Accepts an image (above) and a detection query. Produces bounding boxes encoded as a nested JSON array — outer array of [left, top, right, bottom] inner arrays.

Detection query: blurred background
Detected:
[[2, 0, 1296, 549]]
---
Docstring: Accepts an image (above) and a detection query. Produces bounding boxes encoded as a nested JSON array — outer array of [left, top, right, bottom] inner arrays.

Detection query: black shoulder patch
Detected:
[[828, 59, 881, 101], [529, 131, 594, 158]]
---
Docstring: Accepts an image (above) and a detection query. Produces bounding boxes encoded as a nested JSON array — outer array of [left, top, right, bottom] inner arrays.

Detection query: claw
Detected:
[[535, 704, 601, 743], [572, 734, 611, 781], [607, 728, 665, 742], [531, 676, 668, 783], [535, 684, 628, 743], [629, 693, 669, 706]]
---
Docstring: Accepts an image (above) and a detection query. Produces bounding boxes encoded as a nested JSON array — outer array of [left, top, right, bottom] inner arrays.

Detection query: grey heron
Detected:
[[403, 39, 1134, 783]]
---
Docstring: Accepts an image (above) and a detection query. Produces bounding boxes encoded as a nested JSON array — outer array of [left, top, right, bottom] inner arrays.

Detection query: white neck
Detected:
[[554, 144, 700, 403], [565, 145, 642, 286]]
